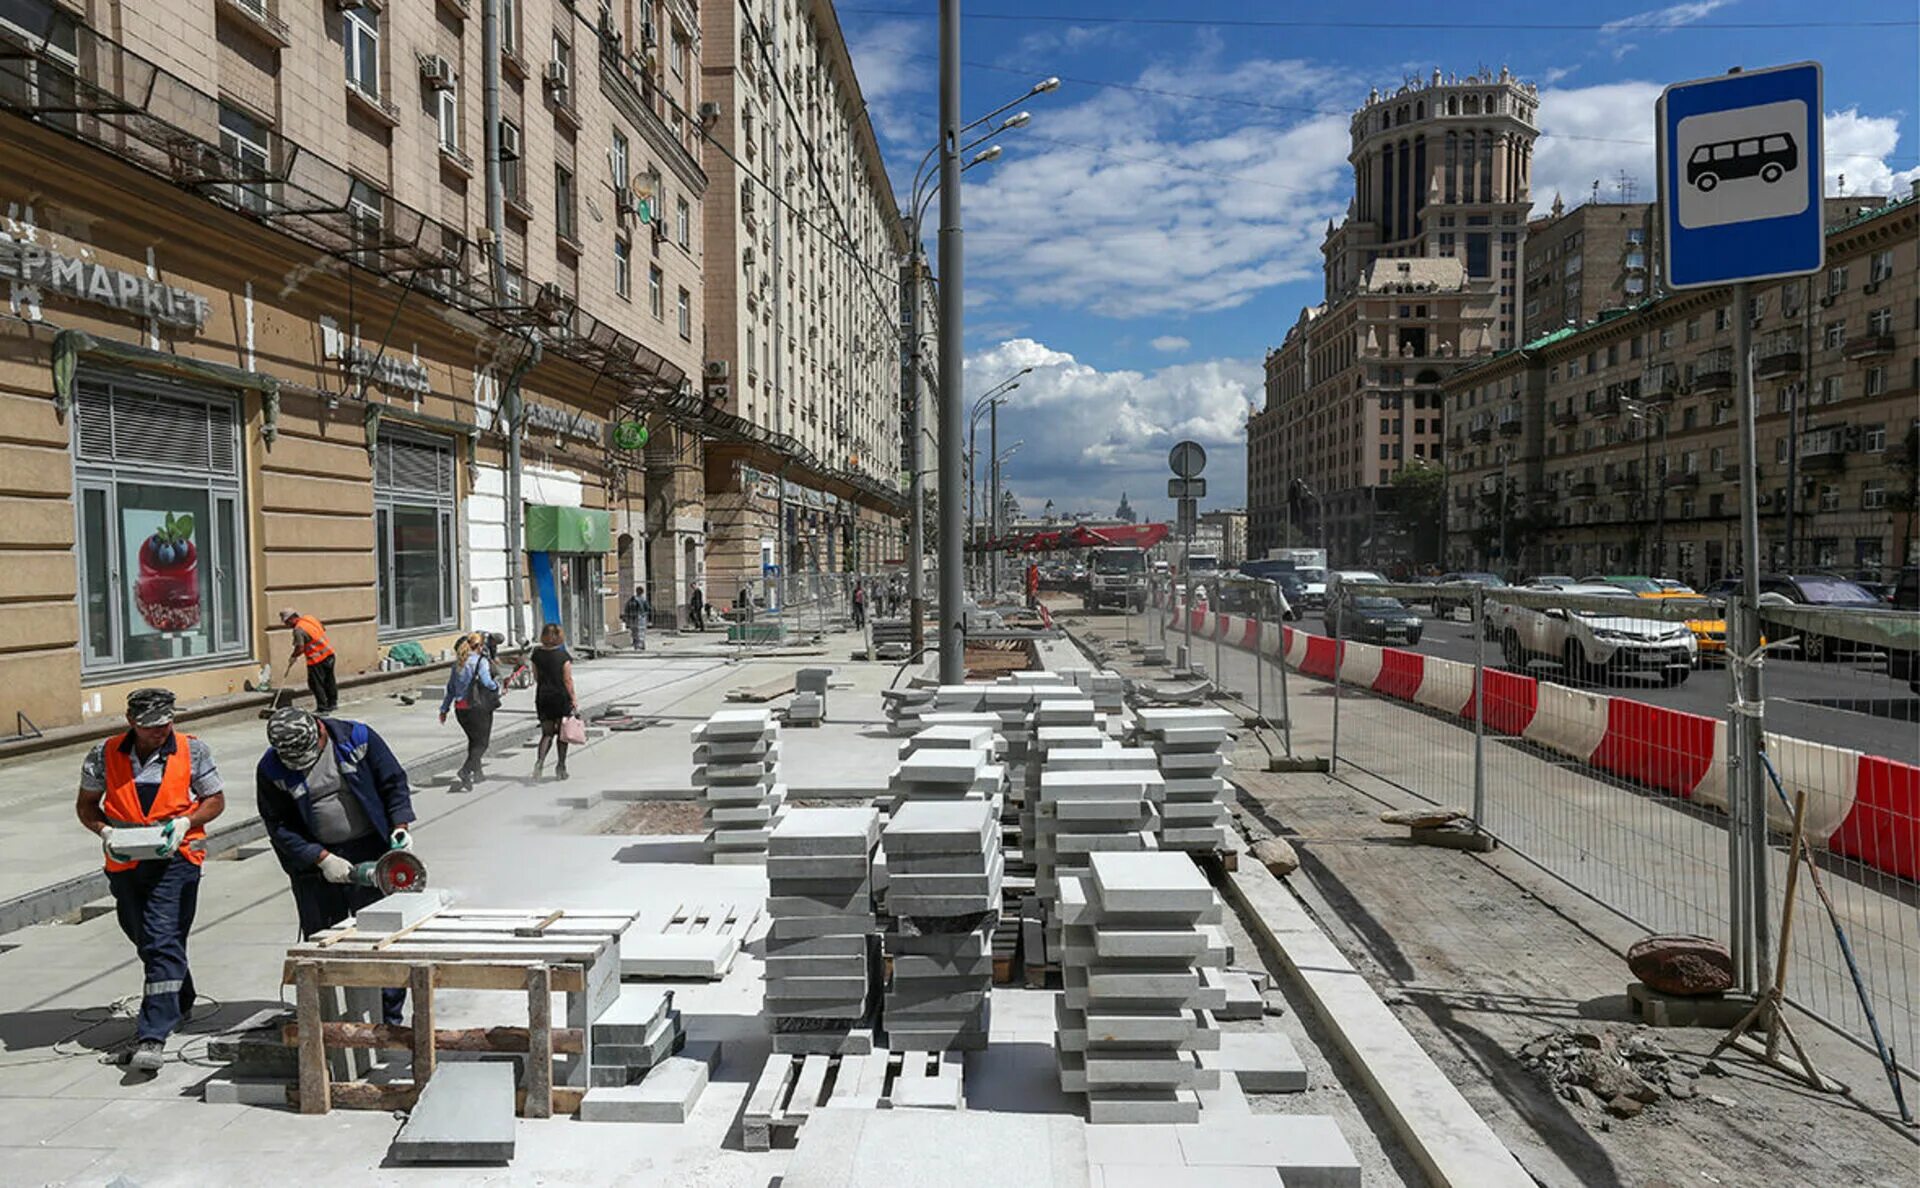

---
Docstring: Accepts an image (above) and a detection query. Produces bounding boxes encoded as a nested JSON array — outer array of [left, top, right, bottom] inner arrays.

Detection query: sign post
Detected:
[[1168, 442, 1207, 665], [1658, 62, 1823, 1001]]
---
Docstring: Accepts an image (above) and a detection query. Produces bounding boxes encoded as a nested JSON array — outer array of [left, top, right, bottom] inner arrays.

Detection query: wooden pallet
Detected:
[[740, 1048, 962, 1150], [659, 900, 761, 940], [282, 908, 629, 1118]]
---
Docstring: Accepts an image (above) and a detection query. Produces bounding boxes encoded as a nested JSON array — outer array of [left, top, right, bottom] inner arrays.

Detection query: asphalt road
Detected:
[[1304, 606, 1919, 762]]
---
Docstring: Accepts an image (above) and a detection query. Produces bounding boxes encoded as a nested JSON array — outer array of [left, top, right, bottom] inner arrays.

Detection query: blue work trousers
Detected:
[[288, 832, 406, 1025], [106, 855, 201, 1042]]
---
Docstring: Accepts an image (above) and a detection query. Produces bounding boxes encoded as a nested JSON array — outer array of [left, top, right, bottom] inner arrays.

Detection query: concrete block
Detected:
[[770, 806, 882, 855], [1099, 1169, 1281, 1188], [390, 1062, 516, 1163], [353, 889, 448, 934], [1215, 970, 1265, 1020], [579, 1055, 709, 1123], [1175, 1116, 1362, 1187], [1197, 1031, 1307, 1092], [202, 1074, 292, 1105], [1089, 852, 1215, 914]]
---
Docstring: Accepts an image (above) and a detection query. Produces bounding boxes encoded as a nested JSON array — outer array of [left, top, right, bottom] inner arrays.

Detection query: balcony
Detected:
[[1802, 451, 1845, 474], [1552, 406, 1577, 427], [1755, 347, 1802, 379], [1692, 349, 1735, 393], [1664, 470, 1700, 489], [215, 0, 291, 47], [1497, 408, 1523, 436], [1468, 422, 1492, 443], [1845, 333, 1895, 359], [1640, 365, 1680, 400], [1571, 481, 1599, 498], [1608, 473, 1641, 494]]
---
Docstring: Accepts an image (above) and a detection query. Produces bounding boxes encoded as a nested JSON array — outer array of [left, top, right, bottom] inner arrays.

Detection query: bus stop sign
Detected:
[[1657, 62, 1823, 289]]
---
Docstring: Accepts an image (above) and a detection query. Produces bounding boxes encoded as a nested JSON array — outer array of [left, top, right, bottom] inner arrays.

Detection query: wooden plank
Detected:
[[409, 965, 435, 1086], [294, 961, 329, 1115], [515, 909, 565, 937], [279, 958, 586, 994], [278, 1021, 585, 1055], [293, 1082, 586, 1116], [299, 935, 609, 954], [785, 1054, 830, 1124], [524, 965, 553, 1120], [742, 1052, 796, 1153]]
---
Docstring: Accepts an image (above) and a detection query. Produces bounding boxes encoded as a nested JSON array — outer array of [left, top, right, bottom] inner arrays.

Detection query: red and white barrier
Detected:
[[1161, 606, 1919, 882]]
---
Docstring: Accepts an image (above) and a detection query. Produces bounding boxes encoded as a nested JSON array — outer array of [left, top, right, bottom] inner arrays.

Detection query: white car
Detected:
[[1497, 583, 1698, 686]]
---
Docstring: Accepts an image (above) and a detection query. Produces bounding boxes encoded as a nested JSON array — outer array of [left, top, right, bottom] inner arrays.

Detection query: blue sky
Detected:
[[840, 1, 1920, 523]]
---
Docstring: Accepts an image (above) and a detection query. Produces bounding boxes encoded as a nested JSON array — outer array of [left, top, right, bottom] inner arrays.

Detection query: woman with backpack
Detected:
[[438, 632, 499, 792]]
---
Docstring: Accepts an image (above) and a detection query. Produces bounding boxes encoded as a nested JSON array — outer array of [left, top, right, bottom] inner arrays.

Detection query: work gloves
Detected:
[[317, 852, 355, 884], [389, 828, 413, 853], [97, 825, 116, 857]]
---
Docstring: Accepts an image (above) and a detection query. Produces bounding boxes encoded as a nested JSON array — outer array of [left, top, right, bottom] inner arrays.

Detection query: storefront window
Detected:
[[74, 374, 248, 674], [374, 433, 458, 636]]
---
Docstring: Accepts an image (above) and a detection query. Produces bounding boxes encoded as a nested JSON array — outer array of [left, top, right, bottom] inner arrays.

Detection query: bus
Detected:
[[1687, 133, 1796, 192]]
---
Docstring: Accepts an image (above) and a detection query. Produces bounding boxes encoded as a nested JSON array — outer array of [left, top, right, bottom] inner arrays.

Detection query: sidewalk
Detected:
[[0, 638, 748, 928]]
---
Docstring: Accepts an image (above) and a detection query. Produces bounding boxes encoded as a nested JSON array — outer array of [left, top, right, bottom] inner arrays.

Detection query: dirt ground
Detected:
[[1069, 611, 1919, 1188]]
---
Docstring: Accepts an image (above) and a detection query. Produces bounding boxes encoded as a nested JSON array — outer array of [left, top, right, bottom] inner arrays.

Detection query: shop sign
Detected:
[[341, 344, 430, 394], [0, 237, 210, 331], [524, 401, 601, 444]]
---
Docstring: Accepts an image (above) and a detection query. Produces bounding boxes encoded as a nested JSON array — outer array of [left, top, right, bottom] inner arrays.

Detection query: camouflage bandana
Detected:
[[267, 707, 324, 771], [126, 688, 176, 727]]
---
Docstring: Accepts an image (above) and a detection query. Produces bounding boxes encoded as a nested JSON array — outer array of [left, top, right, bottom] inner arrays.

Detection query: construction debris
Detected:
[[1520, 1027, 1696, 1119]]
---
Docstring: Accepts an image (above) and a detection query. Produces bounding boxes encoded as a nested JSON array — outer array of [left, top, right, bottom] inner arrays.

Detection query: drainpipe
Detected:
[[482, 0, 527, 645]]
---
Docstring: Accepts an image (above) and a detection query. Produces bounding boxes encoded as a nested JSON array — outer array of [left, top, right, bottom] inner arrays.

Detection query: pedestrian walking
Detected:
[[688, 583, 707, 632], [75, 688, 226, 1072], [531, 623, 580, 781], [622, 586, 651, 651], [256, 706, 415, 1024], [1026, 562, 1041, 609], [851, 580, 867, 628], [279, 607, 338, 713], [439, 632, 499, 792], [739, 582, 756, 623]]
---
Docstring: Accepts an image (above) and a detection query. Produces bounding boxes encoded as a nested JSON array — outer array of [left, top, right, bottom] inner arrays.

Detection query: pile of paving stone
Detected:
[[1520, 1026, 1693, 1118], [881, 799, 1003, 1049], [764, 808, 882, 1053], [1130, 707, 1235, 853], [695, 708, 786, 864]]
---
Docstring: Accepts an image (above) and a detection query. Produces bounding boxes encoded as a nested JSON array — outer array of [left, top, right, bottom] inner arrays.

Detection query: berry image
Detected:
[[134, 511, 202, 632]]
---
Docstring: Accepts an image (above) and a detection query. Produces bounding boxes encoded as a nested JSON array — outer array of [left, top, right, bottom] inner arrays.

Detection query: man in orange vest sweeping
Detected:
[[75, 688, 227, 1072], [280, 607, 338, 714]]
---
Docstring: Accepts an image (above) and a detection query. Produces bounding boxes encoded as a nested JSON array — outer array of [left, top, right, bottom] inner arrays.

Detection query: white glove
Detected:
[[389, 828, 413, 853], [98, 825, 117, 856], [317, 853, 355, 884], [159, 818, 186, 849]]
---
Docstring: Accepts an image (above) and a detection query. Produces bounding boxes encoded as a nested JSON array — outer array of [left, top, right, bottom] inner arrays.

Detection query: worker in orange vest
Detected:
[[74, 688, 227, 1072], [280, 607, 338, 714]]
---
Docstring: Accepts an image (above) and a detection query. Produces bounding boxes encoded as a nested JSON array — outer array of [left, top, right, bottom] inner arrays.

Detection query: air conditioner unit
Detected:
[[699, 101, 722, 125], [418, 54, 454, 89], [536, 281, 566, 311], [498, 122, 521, 161], [330, 0, 367, 10], [1819, 294, 1835, 308], [542, 60, 569, 93], [642, 18, 658, 49], [708, 383, 731, 403], [1863, 280, 1881, 294], [705, 360, 731, 380]]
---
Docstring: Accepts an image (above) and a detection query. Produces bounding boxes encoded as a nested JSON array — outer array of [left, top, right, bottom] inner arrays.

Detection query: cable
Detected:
[[840, 6, 1918, 31]]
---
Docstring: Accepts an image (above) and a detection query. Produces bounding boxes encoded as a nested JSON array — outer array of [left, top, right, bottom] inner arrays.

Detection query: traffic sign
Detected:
[[1176, 497, 1197, 537], [1168, 440, 1207, 479], [1657, 62, 1824, 289], [1167, 477, 1207, 499]]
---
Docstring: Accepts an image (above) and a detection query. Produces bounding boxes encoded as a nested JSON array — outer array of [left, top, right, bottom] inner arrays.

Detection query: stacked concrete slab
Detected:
[[765, 807, 881, 1054], [1034, 763, 1165, 963], [886, 745, 1005, 814], [695, 708, 786, 864], [881, 799, 1002, 1049], [1130, 707, 1235, 853], [1057, 851, 1226, 1123], [587, 986, 683, 1087]]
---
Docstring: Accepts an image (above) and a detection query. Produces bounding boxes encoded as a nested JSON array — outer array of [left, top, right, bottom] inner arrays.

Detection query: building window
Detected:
[[1868, 307, 1893, 336], [499, 120, 523, 205], [1863, 423, 1887, 452], [676, 289, 690, 336], [1862, 479, 1888, 510], [1819, 375, 1843, 404], [1822, 320, 1845, 350], [1864, 366, 1886, 397], [610, 128, 630, 191], [613, 237, 631, 299], [218, 105, 272, 214], [1659, 325, 1674, 348], [1868, 250, 1894, 283], [435, 78, 459, 151], [648, 265, 663, 318], [73, 373, 249, 674], [1826, 266, 1848, 296], [555, 164, 576, 241], [501, 0, 519, 56], [676, 196, 691, 248], [550, 32, 573, 100], [374, 433, 457, 637], [343, 7, 380, 98]]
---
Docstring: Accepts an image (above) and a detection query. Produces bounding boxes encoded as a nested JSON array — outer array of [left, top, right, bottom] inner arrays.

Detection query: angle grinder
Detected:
[[349, 849, 428, 895]]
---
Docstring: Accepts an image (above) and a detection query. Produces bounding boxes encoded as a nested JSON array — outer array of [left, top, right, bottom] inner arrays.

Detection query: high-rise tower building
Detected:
[[1248, 69, 1540, 564]]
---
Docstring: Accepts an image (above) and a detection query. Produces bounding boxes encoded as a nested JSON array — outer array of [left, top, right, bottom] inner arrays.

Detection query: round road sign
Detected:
[[1168, 440, 1207, 478]]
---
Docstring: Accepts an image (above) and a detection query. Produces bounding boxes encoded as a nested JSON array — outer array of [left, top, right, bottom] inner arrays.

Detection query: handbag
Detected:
[[559, 715, 587, 746], [466, 657, 502, 711]]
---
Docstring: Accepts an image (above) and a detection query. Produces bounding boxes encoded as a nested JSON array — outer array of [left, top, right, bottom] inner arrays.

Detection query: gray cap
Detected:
[[267, 706, 324, 771], [126, 688, 176, 727]]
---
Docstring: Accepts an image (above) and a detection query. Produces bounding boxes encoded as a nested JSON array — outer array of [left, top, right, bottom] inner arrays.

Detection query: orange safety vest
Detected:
[[101, 731, 206, 872], [291, 614, 334, 665]]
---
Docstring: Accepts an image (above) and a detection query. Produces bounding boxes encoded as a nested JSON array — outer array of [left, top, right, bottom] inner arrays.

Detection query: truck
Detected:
[[1084, 546, 1148, 612], [1265, 547, 1327, 570]]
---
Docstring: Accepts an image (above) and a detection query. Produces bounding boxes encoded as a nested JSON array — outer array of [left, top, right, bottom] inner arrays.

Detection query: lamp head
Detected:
[[1033, 77, 1062, 94]]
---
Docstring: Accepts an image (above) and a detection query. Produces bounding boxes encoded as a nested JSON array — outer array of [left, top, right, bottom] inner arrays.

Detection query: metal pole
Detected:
[[483, 0, 529, 648], [1181, 516, 1193, 664], [1472, 585, 1487, 831], [1253, 603, 1265, 726], [965, 428, 975, 593], [1277, 608, 1293, 757], [989, 399, 999, 601], [905, 251, 926, 656], [1732, 279, 1770, 993], [934, 0, 965, 682], [1328, 592, 1341, 776]]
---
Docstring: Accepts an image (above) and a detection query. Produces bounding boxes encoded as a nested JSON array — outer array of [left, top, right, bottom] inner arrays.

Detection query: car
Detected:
[[1651, 578, 1697, 594], [1266, 571, 1307, 620], [1633, 588, 1728, 660], [1324, 592, 1423, 645], [1884, 567, 1918, 692], [1530, 574, 1579, 589], [1433, 571, 1508, 620], [1499, 583, 1698, 686], [1750, 573, 1889, 662], [1294, 566, 1329, 612], [1580, 573, 1663, 595]]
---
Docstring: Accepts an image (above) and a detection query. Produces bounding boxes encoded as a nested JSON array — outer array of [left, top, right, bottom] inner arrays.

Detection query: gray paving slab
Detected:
[[578, 1054, 710, 1123], [352, 889, 447, 933], [389, 1062, 516, 1164], [769, 806, 882, 855], [780, 1109, 1089, 1188], [619, 931, 738, 979], [1097, 1168, 1282, 1188], [1175, 1116, 1361, 1187], [1090, 852, 1216, 913], [1196, 1030, 1307, 1092]]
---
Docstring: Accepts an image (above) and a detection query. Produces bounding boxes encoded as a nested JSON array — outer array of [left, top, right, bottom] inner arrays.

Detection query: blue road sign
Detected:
[[1657, 62, 1824, 289]]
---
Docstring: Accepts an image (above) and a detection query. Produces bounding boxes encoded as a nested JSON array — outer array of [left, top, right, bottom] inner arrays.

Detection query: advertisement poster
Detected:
[[123, 507, 203, 635]]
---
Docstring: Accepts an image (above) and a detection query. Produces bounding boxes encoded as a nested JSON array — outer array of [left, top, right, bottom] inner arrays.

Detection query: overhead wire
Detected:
[[839, 7, 1918, 31]]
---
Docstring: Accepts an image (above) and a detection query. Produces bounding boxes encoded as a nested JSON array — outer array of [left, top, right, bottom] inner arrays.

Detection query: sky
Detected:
[[838, 1, 1920, 525]]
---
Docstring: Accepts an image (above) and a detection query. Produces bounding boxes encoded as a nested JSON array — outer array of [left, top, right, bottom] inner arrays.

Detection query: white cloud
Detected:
[[965, 338, 1259, 521], [843, 19, 928, 147], [1531, 83, 1918, 215], [1150, 335, 1190, 353], [1599, 0, 1733, 36]]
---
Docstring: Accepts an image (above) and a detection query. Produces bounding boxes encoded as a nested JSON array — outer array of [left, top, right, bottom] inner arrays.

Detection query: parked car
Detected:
[[1581, 573, 1663, 595], [1884, 567, 1918, 692], [1433, 571, 1507, 621], [1529, 574, 1579, 589], [1634, 587, 1728, 661], [1499, 583, 1698, 686], [1750, 573, 1889, 662], [1324, 593, 1424, 646]]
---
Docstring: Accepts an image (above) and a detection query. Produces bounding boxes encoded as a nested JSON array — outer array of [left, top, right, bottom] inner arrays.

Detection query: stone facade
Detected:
[[1521, 200, 1655, 342]]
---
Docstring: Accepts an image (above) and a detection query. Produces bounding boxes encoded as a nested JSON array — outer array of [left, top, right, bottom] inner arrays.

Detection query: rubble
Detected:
[[1518, 1026, 1695, 1120]]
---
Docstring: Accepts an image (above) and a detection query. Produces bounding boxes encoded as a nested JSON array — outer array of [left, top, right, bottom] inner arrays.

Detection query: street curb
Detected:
[[1220, 847, 1535, 1188]]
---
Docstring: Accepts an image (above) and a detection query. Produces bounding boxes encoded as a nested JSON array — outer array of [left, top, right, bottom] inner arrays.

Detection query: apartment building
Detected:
[[699, 0, 909, 605], [1247, 68, 1539, 563], [1521, 199, 1655, 342], [1444, 190, 1918, 583], [0, 0, 707, 729]]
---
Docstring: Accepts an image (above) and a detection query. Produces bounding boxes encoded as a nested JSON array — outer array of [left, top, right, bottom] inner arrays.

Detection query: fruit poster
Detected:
[[123, 508, 203, 634]]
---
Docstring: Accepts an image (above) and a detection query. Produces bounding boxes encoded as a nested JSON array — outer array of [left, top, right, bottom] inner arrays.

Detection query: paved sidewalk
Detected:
[[0, 638, 757, 923]]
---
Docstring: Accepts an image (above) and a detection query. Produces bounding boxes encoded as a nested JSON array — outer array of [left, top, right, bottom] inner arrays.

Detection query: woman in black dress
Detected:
[[531, 623, 578, 780]]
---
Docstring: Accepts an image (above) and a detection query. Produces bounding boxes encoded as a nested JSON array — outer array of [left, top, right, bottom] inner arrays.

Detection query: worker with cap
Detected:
[[257, 706, 417, 1023], [75, 688, 226, 1072], [279, 607, 338, 715]]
